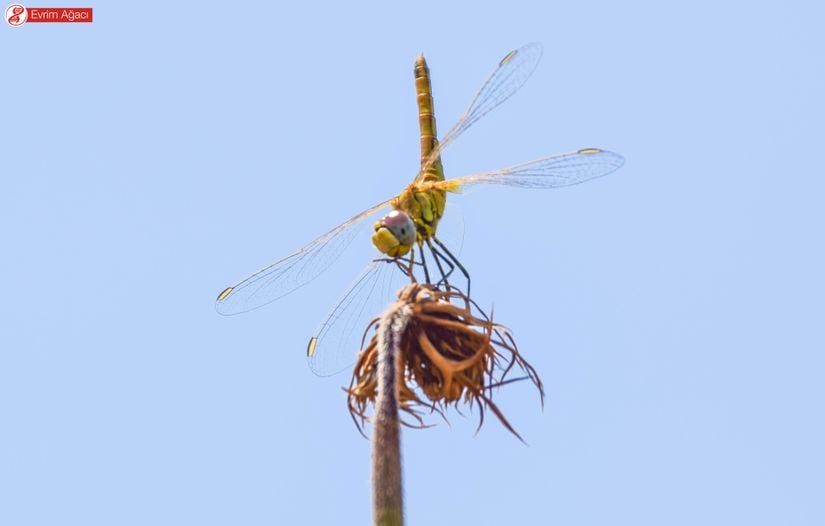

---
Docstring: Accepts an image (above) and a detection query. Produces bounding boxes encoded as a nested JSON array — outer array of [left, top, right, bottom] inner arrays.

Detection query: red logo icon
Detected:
[[5, 5, 93, 26], [6, 4, 27, 26]]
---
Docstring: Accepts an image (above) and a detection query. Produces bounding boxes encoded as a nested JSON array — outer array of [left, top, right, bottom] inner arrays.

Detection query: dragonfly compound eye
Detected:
[[382, 210, 417, 247], [371, 210, 416, 257]]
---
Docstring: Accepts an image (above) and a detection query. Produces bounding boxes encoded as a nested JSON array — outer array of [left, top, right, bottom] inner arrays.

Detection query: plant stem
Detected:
[[372, 301, 409, 526]]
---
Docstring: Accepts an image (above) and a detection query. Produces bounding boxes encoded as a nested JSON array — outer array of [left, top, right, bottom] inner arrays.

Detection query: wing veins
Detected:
[[216, 199, 391, 314], [428, 149, 625, 191], [414, 43, 543, 184]]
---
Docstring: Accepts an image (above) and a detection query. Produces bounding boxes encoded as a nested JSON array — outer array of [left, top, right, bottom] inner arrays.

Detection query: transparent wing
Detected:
[[307, 258, 412, 376], [433, 200, 465, 257], [431, 148, 624, 191], [216, 200, 392, 315], [416, 42, 543, 182]]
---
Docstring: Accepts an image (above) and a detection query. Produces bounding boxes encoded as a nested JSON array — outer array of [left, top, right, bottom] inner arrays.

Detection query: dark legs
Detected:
[[425, 238, 454, 289], [374, 251, 419, 283], [432, 236, 471, 298], [416, 243, 432, 285], [378, 236, 470, 296]]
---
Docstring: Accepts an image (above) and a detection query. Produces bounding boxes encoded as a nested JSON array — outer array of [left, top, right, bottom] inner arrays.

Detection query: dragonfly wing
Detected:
[[307, 258, 412, 376], [216, 200, 392, 315], [434, 148, 624, 191], [417, 43, 543, 180], [432, 200, 465, 257]]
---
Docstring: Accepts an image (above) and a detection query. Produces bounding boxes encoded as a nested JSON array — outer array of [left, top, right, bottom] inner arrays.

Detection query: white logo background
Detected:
[[5, 4, 28, 26]]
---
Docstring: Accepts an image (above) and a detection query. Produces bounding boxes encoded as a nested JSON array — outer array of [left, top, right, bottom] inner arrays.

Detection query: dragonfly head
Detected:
[[372, 210, 416, 258]]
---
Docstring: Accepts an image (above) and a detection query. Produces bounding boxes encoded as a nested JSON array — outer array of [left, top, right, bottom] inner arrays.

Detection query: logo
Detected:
[[5, 4, 26, 25], [5, 5, 93, 26]]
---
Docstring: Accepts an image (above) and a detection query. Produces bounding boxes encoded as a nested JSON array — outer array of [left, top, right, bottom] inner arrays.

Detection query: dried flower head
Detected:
[[347, 283, 544, 441]]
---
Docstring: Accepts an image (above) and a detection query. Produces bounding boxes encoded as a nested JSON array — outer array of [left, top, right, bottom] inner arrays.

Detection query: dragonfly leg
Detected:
[[375, 255, 423, 267], [417, 242, 432, 285], [425, 237, 453, 290], [372, 254, 418, 283], [373, 257, 421, 282], [432, 236, 471, 298], [393, 258, 414, 281], [407, 246, 418, 283]]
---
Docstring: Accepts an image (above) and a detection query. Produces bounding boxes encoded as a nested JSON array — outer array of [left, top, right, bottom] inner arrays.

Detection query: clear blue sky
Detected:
[[2, 1, 823, 524]]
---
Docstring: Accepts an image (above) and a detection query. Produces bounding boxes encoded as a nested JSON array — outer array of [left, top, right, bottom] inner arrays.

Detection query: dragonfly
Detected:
[[216, 43, 624, 376]]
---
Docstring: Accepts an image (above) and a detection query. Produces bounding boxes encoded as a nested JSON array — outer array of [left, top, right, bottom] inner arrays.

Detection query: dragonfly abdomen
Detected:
[[415, 55, 445, 184]]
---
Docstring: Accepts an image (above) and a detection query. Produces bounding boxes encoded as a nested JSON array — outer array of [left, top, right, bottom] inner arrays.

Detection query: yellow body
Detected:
[[371, 54, 447, 257], [216, 42, 626, 332]]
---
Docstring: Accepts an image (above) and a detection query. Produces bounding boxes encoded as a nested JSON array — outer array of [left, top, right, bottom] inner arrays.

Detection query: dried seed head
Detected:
[[347, 283, 544, 441]]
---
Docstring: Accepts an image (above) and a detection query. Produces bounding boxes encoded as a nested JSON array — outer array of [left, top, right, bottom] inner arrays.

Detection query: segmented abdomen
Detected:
[[414, 55, 445, 183]]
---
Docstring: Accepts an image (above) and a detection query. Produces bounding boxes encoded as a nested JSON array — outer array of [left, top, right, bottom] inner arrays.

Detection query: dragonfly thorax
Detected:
[[371, 209, 417, 257], [393, 184, 446, 235]]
